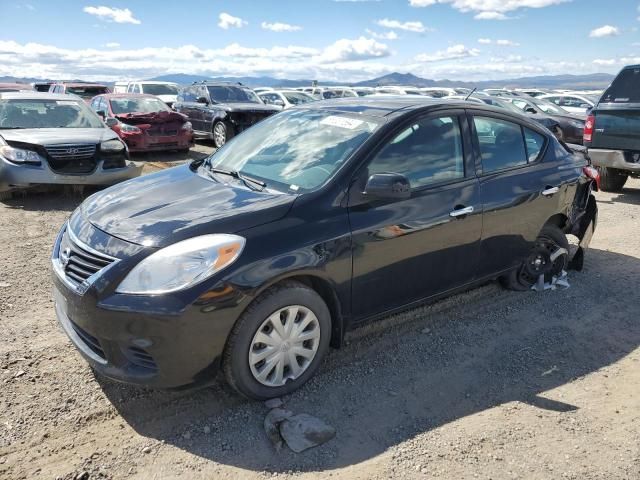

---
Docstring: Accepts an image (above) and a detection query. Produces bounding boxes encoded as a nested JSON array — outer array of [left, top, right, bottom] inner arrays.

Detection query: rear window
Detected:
[[601, 67, 640, 103], [67, 86, 110, 99]]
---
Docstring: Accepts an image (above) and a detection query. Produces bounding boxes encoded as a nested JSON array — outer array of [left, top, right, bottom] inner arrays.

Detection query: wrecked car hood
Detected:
[[114, 111, 188, 125]]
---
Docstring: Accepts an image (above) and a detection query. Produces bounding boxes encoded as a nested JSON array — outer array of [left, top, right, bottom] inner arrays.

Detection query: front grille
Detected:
[[147, 128, 179, 137], [125, 346, 158, 371], [45, 144, 97, 174], [59, 229, 116, 287], [70, 319, 105, 359]]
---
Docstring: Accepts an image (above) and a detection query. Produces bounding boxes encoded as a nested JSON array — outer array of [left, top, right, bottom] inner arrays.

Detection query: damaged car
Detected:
[[90, 94, 194, 153], [0, 92, 141, 196], [51, 98, 597, 400], [174, 82, 280, 148]]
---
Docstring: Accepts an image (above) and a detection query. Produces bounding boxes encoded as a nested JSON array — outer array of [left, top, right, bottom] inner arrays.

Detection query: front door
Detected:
[[349, 111, 482, 321]]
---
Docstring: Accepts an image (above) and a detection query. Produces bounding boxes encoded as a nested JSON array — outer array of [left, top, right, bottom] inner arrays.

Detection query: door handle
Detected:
[[449, 206, 474, 218], [542, 186, 559, 197]]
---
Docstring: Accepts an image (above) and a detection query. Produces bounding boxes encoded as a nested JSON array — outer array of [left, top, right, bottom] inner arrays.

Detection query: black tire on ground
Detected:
[[501, 225, 570, 291], [223, 280, 332, 400], [597, 166, 628, 193]]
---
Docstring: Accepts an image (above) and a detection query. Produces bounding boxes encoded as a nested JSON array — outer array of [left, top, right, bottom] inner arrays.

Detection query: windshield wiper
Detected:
[[208, 167, 266, 191]]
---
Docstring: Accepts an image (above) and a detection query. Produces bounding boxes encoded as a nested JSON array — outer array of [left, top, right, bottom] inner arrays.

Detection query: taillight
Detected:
[[583, 165, 600, 191], [583, 114, 595, 142]]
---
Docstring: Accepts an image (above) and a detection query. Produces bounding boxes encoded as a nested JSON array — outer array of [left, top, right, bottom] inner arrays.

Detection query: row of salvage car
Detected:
[[0, 75, 615, 197]]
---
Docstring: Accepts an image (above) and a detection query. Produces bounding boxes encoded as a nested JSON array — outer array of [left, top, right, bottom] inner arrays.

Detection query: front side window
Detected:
[[204, 109, 381, 191], [473, 116, 528, 173], [141, 84, 179, 95], [0, 99, 104, 129], [368, 116, 465, 188], [283, 92, 314, 105]]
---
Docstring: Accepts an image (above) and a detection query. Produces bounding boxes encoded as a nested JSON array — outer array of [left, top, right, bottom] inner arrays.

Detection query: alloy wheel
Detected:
[[213, 122, 226, 147], [248, 305, 320, 387]]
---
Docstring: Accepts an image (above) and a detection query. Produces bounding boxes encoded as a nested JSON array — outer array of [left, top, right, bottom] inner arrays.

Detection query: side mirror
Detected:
[[196, 96, 209, 104], [105, 117, 118, 128], [273, 99, 285, 107], [525, 107, 537, 114], [96, 110, 106, 119], [363, 173, 411, 200]]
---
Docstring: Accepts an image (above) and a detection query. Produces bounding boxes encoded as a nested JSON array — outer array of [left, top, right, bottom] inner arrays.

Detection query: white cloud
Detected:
[[218, 12, 247, 29], [83, 6, 141, 24], [589, 25, 620, 38], [366, 29, 400, 40], [478, 38, 492, 44], [593, 56, 640, 66], [409, 0, 569, 19], [104, 42, 120, 48], [375, 18, 429, 32], [415, 44, 480, 62], [316, 36, 391, 63], [496, 39, 520, 46], [474, 11, 509, 20], [261, 21, 302, 32]]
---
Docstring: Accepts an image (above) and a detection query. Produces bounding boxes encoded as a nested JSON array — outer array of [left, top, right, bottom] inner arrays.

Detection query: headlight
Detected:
[[0, 145, 42, 164], [120, 123, 141, 133], [116, 234, 245, 294], [101, 139, 126, 151], [181, 121, 192, 131]]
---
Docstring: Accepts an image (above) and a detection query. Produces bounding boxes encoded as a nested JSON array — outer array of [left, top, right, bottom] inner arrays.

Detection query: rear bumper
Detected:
[[588, 149, 640, 172], [0, 157, 143, 192]]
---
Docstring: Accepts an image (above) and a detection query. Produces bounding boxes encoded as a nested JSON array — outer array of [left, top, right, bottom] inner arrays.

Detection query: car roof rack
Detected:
[[191, 80, 244, 86]]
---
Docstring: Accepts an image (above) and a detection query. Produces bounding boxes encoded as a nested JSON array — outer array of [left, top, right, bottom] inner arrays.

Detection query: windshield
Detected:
[[207, 86, 260, 104], [204, 109, 381, 191], [0, 98, 104, 129], [66, 86, 109, 99], [109, 97, 171, 114], [282, 92, 314, 105], [141, 84, 179, 96]]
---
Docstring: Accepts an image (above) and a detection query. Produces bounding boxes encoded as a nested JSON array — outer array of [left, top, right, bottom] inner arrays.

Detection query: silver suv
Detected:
[[0, 92, 142, 195]]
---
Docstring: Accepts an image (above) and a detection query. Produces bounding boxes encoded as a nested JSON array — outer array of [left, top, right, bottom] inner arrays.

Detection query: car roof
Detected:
[[0, 92, 85, 101], [56, 82, 108, 87], [97, 93, 158, 98], [298, 96, 487, 118]]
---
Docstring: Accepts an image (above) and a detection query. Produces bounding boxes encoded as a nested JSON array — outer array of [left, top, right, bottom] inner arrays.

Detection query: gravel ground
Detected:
[[0, 148, 639, 479]]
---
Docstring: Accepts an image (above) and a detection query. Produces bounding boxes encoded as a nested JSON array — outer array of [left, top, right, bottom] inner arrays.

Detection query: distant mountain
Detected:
[[2, 71, 616, 91]]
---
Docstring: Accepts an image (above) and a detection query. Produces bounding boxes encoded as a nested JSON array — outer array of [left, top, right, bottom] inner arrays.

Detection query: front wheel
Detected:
[[501, 225, 570, 291], [598, 166, 628, 192], [212, 121, 230, 149], [223, 281, 331, 400]]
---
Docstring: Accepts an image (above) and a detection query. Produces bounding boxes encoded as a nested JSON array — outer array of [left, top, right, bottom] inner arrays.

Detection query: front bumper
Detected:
[[0, 157, 143, 193], [588, 149, 640, 173], [51, 222, 248, 389], [120, 131, 194, 153]]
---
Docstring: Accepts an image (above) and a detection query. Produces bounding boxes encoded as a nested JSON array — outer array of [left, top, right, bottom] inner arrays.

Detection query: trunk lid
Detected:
[[589, 105, 640, 150]]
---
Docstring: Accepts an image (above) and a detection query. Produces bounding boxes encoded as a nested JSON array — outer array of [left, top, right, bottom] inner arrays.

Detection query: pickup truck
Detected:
[[584, 65, 640, 192]]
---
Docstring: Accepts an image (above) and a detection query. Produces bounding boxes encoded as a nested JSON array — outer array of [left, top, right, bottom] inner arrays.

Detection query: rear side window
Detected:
[[601, 67, 640, 103], [473, 117, 527, 173], [368, 116, 465, 188], [523, 128, 546, 162]]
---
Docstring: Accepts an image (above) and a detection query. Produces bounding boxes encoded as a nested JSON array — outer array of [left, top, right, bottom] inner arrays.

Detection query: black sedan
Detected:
[[507, 96, 587, 144], [51, 98, 598, 400]]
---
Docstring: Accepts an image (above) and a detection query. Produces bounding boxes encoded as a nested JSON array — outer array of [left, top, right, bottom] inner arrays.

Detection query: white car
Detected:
[[112, 82, 128, 94], [253, 87, 275, 94], [375, 86, 426, 96], [419, 87, 457, 98], [539, 93, 599, 114], [257, 90, 316, 109], [125, 81, 180, 106]]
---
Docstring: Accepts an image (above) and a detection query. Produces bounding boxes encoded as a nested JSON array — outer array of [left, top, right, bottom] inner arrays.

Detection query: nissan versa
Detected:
[[52, 98, 598, 400]]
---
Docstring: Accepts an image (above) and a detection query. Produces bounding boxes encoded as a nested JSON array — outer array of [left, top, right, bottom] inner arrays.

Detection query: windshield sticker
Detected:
[[320, 115, 364, 130]]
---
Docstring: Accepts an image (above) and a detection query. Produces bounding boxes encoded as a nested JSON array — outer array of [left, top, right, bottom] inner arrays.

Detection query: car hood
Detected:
[[220, 103, 280, 113], [80, 164, 296, 247], [114, 111, 187, 125], [0, 127, 117, 145]]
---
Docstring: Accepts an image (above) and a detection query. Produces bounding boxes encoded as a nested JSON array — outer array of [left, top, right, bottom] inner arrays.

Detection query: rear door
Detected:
[[468, 110, 576, 277], [349, 110, 482, 320], [590, 66, 640, 151]]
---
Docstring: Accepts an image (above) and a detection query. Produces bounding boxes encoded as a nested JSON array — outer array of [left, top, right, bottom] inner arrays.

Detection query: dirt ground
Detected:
[[1, 146, 639, 479]]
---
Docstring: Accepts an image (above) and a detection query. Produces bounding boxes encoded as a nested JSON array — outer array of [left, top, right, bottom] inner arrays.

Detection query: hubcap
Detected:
[[248, 305, 320, 387], [214, 123, 226, 147]]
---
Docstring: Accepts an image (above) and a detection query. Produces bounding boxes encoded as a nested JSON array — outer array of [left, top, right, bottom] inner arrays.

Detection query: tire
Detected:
[[501, 225, 570, 291], [223, 281, 331, 400], [212, 121, 233, 149], [598, 166, 628, 193]]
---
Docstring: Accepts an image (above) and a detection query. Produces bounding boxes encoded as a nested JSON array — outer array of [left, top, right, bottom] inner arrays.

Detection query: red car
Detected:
[[90, 94, 194, 153]]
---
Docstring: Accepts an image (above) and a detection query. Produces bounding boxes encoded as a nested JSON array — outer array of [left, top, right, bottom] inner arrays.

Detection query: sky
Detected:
[[1, 0, 639, 82]]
